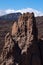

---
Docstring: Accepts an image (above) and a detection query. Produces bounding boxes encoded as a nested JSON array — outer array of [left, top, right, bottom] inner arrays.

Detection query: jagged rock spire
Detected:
[[0, 12, 41, 65]]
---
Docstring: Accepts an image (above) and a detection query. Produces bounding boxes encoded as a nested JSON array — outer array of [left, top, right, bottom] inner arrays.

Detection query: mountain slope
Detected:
[[36, 16, 43, 39], [0, 12, 22, 21]]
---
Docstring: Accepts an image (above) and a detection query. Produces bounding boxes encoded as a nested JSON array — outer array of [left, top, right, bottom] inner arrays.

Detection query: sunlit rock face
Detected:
[[0, 12, 41, 65], [11, 12, 38, 54]]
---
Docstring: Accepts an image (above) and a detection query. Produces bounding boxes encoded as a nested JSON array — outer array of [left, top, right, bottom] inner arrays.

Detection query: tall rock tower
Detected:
[[0, 12, 41, 65]]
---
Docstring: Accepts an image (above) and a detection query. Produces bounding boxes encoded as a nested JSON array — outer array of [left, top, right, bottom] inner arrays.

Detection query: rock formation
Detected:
[[0, 12, 42, 65]]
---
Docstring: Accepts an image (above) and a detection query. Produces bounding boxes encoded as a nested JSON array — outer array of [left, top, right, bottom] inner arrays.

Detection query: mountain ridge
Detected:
[[0, 12, 22, 21]]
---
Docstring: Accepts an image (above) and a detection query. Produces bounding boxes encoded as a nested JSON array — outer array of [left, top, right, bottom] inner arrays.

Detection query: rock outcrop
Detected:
[[0, 12, 42, 65]]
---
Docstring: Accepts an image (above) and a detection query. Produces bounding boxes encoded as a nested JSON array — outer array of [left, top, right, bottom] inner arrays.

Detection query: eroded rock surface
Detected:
[[0, 12, 42, 65]]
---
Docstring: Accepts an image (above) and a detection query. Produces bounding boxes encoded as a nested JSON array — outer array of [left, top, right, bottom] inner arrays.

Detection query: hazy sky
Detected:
[[0, 0, 43, 11]]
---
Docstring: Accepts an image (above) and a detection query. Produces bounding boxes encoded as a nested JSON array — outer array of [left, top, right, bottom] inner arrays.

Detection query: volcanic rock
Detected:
[[0, 12, 42, 65]]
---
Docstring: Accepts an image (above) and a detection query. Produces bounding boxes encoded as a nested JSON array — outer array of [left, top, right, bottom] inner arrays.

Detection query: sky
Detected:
[[0, 0, 43, 16]]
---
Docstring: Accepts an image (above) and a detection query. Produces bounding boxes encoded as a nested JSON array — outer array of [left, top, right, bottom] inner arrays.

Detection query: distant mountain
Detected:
[[0, 12, 22, 21]]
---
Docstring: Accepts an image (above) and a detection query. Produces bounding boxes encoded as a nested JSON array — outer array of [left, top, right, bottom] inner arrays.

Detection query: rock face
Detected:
[[0, 12, 42, 65]]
